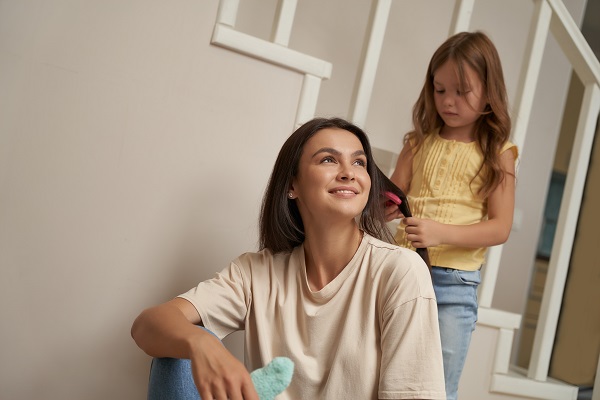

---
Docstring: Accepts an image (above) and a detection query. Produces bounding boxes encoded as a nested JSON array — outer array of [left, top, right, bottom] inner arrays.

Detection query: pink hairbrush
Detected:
[[383, 191, 402, 206]]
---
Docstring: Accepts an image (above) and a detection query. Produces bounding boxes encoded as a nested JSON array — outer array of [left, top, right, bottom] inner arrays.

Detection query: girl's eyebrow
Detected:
[[312, 147, 366, 158]]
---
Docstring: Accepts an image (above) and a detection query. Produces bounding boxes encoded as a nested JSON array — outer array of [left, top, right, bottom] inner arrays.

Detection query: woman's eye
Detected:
[[321, 156, 335, 163], [435, 89, 444, 94], [354, 159, 367, 167]]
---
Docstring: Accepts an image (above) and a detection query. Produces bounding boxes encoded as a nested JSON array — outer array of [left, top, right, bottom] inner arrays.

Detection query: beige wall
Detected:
[[0, 1, 587, 399]]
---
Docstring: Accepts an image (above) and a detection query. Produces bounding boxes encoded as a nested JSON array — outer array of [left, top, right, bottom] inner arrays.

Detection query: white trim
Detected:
[[493, 328, 514, 374], [211, 24, 332, 79], [511, 0, 552, 152], [448, 0, 474, 35], [547, 0, 600, 86], [529, 83, 600, 381], [296, 74, 321, 127], [593, 352, 600, 400], [271, 0, 297, 46], [348, 0, 392, 127], [477, 306, 522, 330], [478, 244, 503, 308], [216, 0, 239, 26], [491, 370, 579, 400]]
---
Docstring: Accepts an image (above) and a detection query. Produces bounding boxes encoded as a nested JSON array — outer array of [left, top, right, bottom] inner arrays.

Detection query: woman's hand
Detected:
[[190, 332, 259, 400], [131, 298, 259, 400], [403, 217, 445, 248]]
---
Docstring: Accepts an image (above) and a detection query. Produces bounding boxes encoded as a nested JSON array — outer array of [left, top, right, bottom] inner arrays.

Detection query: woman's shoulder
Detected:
[[233, 247, 297, 273], [363, 235, 435, 301], [363, 236, 431, 277]]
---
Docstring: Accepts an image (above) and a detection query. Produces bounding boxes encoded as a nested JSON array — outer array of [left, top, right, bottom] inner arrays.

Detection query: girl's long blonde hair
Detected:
[[407, 31, 512, 198]]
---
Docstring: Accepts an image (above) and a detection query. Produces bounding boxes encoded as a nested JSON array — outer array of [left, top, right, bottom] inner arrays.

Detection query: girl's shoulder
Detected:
[[500, 140, 519, 160], [406, 128, 439, 152]]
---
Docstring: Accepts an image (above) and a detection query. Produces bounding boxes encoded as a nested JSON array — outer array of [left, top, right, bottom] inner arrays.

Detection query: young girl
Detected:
[[132, 117, 446, 400], [387, 32, 518, 400]]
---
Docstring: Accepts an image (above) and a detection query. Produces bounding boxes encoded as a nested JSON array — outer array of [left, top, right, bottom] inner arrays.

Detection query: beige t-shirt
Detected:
[[178, 234, 445, 400]]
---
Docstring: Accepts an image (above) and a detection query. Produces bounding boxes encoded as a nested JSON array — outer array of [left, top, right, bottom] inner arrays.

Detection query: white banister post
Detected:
[[271, 0, 297, 46], [528, 83, 600, 381], [592, 351, 600, 400], [348, 0, 392, 127], [448, 0, 474, 35], [216, 0, 239, 26], [296, 74, 322, 127]]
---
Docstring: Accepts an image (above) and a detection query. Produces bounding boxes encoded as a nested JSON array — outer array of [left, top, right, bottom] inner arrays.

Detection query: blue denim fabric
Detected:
[[147, 327, 220, 400], [431, 266, 481, 400]]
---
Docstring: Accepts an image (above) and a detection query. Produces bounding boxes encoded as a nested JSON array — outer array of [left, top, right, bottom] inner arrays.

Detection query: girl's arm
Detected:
[[404, 148, 516, 248], [131, 298, 259, 400], [390, 141, 414, 193], [386, 142, 414, 221]]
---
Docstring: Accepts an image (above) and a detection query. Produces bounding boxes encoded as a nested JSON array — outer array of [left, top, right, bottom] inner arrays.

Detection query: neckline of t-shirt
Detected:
[[300, 232, 368, 300], [435, 129, 476, 145]]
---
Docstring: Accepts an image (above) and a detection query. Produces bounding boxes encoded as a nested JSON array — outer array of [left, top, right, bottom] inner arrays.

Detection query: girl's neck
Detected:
[[302, 222, 363, 291], [439, 125, 475, 143]]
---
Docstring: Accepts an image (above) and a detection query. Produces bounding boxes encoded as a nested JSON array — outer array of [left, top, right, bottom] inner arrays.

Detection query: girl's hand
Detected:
[[191, 330, 259, 400], [403, 217, 444, 248], [384, 203, 404, 222]]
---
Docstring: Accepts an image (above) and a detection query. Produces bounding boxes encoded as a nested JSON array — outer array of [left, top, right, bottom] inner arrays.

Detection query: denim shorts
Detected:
[[431, 266, 481, 400]]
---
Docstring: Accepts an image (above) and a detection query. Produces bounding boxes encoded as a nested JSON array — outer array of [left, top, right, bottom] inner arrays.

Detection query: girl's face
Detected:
[[290, 128, 371, 225], [433, 59, 487, 139]]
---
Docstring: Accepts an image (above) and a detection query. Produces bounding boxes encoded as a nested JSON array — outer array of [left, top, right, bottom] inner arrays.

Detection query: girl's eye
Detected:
[[435, 89, 445, 94], [321, 156, 336, 164], [354, 159, 367, 167]]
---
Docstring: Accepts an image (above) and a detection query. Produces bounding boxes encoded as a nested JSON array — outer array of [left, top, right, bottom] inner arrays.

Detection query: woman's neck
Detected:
[[302, 222, 363, 291]]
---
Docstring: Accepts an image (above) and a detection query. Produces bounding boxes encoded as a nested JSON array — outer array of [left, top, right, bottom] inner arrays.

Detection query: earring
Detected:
[[288, 192, 294, 199]]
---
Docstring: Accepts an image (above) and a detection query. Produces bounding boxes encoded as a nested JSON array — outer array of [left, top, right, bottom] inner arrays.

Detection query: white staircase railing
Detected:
[[525, 0, 600, 384]]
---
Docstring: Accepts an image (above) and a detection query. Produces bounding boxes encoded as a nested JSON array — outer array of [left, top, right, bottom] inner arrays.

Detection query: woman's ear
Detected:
[[288, 180, 298, 199]]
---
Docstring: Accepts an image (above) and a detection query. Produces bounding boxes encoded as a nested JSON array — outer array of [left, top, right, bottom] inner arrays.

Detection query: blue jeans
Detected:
[[147, 327, 220, 400], [431, 267, 480, 400]]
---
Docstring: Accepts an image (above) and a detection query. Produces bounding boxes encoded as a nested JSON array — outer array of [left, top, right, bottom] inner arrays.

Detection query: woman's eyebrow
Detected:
[[312, 148, 366, 158]]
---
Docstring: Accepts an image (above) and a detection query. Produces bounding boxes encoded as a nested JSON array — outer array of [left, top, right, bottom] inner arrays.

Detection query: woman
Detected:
[[131, 117, 446, 400]]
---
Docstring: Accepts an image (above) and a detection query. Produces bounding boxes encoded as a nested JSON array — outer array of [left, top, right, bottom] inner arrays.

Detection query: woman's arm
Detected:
[[379, 256, 447, 399], [131, 298, 258, 400], [403, 148, 516, 248]]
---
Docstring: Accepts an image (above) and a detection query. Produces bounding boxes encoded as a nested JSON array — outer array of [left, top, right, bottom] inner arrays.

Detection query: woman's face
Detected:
[[290, 128, 371, 225]]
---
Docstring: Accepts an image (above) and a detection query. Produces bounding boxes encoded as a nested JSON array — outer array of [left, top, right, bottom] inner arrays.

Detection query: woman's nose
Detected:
[[338, 164, 355, 180]]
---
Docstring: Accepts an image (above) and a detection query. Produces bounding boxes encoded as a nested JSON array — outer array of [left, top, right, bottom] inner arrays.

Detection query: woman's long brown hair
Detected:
[[377, 166, 431, 272]]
